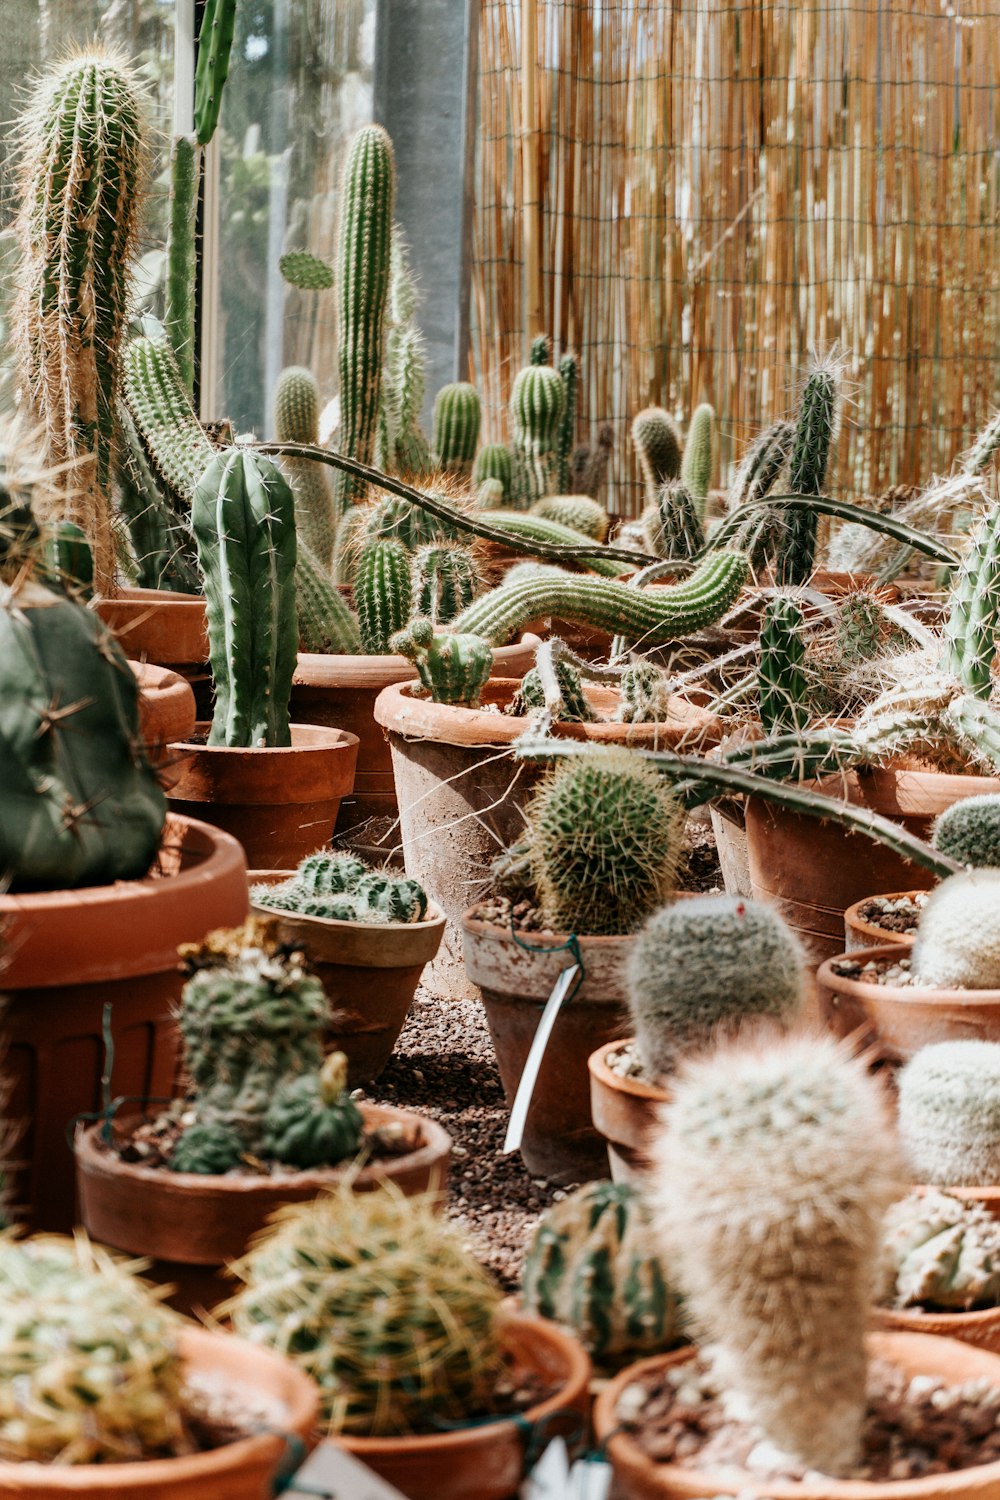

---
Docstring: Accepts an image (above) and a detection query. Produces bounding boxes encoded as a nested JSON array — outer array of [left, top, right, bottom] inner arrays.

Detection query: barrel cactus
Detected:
[[897, 1040, 1000, 1186], [911, 870, 1000, 988], [355, 536, 413, 655], [511, 658, 598, 723], [253, 851, 429, 926], [391, 618, 493, 707], [881, 1187, 1000, 1311], [632, 408, 682, 505], [432, 382, 481, 475], [262, 1052, 363, 1170], [932, 795, 1000, 869], [531, 494, 610, 541]]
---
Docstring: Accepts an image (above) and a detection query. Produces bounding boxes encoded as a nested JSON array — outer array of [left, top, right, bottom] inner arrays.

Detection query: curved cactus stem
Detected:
[[706, 493, 958, 568], [943, 694, 1000, 773], [194, 0, 237, 145]]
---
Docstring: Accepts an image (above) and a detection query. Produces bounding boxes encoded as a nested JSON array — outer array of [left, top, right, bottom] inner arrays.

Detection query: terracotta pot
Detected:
[[588, 1040, 669, 1185], [338, 1309, 591, 1500], [816, 942, 1000, 1061], [168, 724, 359, 869], [76, 1101, 451, 1315], [0, 1325, 319, 1498], [290, 634, 539, 859], [844, 892, 924, 951], [0, 815, 247, 1232], [709, 801, 752, 897], [593, 1332, 1000, 1499], [249, 872, 446, 1083], [97, 587, 212, 715], [131, 662, 197, 784], [745, 764, 1000, 968], [871, 1302, 1000, 1353], [375, 679, 719, 1001], [461, 911, 633, 1183]]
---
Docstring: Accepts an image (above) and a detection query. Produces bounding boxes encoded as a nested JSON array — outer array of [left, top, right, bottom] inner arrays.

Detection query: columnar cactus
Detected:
[[273, 366, 337, 570], [897, 1041, 1000, 1186], [632, 408, 682, 505], [411, 543, 479, 625], [432, 382, 481, 475], [758, 595, 810, 734], [681, 402, 715, 512], [378, 234, 431, 478], [775, 359, 839, 586], [932, 795, 1000, 868], [164, 134, 199, 394], [193, 0, 237, 144], [556, 352, 579, 493], [510, 363, 566, 504], [471, 443, 514, 503], [642, 480, 704, 561], [391, 618, 493, 707], [911, 870, 1000, 988], [477, 510, 625, 576], [728, 418, 795, 569], [941, 501, 1000, 699], [122, 333, 215, 504], [530, 494, 609, 541], [626, 896, 804, 1082], [355, 537, 412, 655], [882, 1188, 1000, 1310], [650, 1031, 902, 1476], [295, 548, 362, 654]]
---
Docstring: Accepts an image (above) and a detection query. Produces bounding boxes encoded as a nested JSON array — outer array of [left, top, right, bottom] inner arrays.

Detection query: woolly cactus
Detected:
[[758, 595, 810, 734], [632, 408, 682, 505], [378, 234, 431, 478], [642, 480, 704, 561], [226, 1180, 503, 1434], [775, 360, 839, 586], [556, 353, 579, 493], [356, 536, 412, 654], [432, 382, 481, 474], [911, 870, 1000, 988], [279, 251, 335, 291], [391, 618, 493, 707], [274, 367, 337, 571], [627, 896, 804, 1082], [650, 1031, 902, 1476], [471, 443, 514, 503], [897, 1040, 1000, 1186], [882, 1187, 1000, 1311], [412, 543, 479, 625], [13, 48, 147, 593], [531, 494, 609, 541], [522, 1181, 682, 1361], [525, 746, 686, 936], [193, 0, 237, 144], [510, 364, 565, 504], [681, 403, 715, 512], [933, 795, 1000, 868]]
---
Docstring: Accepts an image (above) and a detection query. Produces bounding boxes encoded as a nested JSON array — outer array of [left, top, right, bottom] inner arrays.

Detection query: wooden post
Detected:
[[521, 0, 543, 347]]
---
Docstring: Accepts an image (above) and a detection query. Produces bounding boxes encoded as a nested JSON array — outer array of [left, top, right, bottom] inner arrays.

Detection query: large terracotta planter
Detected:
[[816, 942, 1000, 1060], [249, 871, 446, 1083], [168, 724, 359, 869], [290, 634, 539, 858], [97, 587, 211, 714], [844, 892, 924, 951], [338, 1309, 591, 1500], [0, 815, 247, 1232], [594, 1332, 1000, 1499], [376, 679, 719, 1001], [75, 1102, 451, 1316], [461, 911, 633, 1183], [0, 1325, 319, 1499], [588, 1040, 669, 1185], [131, 662, 197, 783]]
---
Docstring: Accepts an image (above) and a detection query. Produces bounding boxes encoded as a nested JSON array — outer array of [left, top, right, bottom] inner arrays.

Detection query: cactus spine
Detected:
[[941, 502, 1000, 699], [391, 618, 493, 707], [556, 353, 579, 493], [432, 383, 481, 475], [932, 794, 1000, 868], [632, 408, 682, 505], [411, 543, 479, 625], [356, 537, 412, 655], [775, 360, 839, 586], [681, 402, 715, 512], [194, 0, 237, 144], [164, 134, 199, 394], [758, 595, 810, 734], [510, 364, 565, 504], [273, 367, 337, 570]]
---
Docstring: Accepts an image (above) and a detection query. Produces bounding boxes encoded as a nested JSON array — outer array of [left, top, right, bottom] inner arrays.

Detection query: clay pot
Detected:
[[375, 679, 719, 1001], [249, 872, 446, 1083], [97, 587, 211, 714], [290, 634, 539, 859], [588, 1040, 669, 1185], [168, 724, 359, 869], [593, 1332, 1000, 1499], [75, 1102, 451, 1316], [0, 815, 247, 1232], [815, 942, 1000, 1060], [461, 911, 633, 1183], [708, 801, 752, 897], [0, 1325, 319, 1498], [131, 661, 197, 784], [871, 1302, 1000, 1354], [338, 1309, 591, 1500], [844, 892, 924, 951]]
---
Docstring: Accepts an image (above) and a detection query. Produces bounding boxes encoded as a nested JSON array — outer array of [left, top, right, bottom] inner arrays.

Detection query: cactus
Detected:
[[509, 364, 566, 504], [262, 1052, 363, 1169], [390, 618, 493, 707], [255, 852, 429, 925], [295, 545, 363, 654], [911, 870, 1000, 988], [356, 537, 412, 654], [363, 493, 460, 552], [164, 134, 199, 394], [522, 1181, 683, 1362], [941, 502, 1000, 699], [122, 333, 215, 505], [570, 422, 614, 500], [511, 657, 599, 723], [225, 1180, 503, 1434], [452, 550, 749, 648], [13, 49, 147, 594], [882, 1188, 1000, 1311], [531, 494, 609, 541], [727, 418, 795, 570], [114, 403, 199, 590], [758, 595, 810, 734], [642, 481, 704, 561], [299, 851, 369, 896], [192, 447, 298, 748], [278, 251, 335, 291], [273, 367, 337, 571], [42, 520, 93, 599], [681, 403, 715, 513], [472, 443, 514, 503], [775, 360, 839, 587], [965, 409, 1000, 476], [194, 0, 237, 143], [615, 662, 671, 724], [649, 1030, 902, 1476], [525, 746, 686, 936], [169, 1120, 244, 1175], [529, 333, 551, 365], [378, 235, 431, 478], [411, 543, 479, 625], [556, 353, 579, 493], [432, 383, 481, 475], [897, 1040, 1000, 1186], [333, 126, 395, 514], [478, 510, 625, 576], [933, 795, 1000, 868], [475, 477, 505, 509], [632, 408, 682, 505], [835, 589, 907, 666], [627, 896, 804, 1082]]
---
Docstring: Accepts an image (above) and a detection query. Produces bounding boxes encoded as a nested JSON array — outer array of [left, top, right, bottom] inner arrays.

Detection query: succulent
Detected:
[[932, 795, 1000, 868], [626, 896, 805, 1082], [363, 493, 459, 552], [299, 851, 369, 895], [881, 1187, 1000, 1311], [642, 480, 704, 561], [556, 353, 579, 493], [164, 134, 198, 394], [193, 0, 237, 144], [225, 1180, 503, 1435], [941, 499, 1000, 700], [477, 510, 625, 576], [511, 659, 599, 722], [615, 661, 671, 724], [122, 332, 215, 505], [295, 547, 363, 654], [432, 382, 481, 474], [169, 1120, 244, 1175], [509, 364, 565, 505], [522, 1181, 683, 1362], [252, 851, 429, 926], [911, 870, 1000, 988], [412, 543, 479, 625], [274, 366, 336, 571], [681, 403, 715, 512], [758, 594, 810, 734], [897, 1040, 1000, 1187], [650, 1030, 903, 1476], [278, 251, 335, 291], [727, 418, 795, 569], [530, 494, 609, 541], [378, 233, 432, 478], [632, 408, 682, 505], [356, 537, 412, 655], [390, 618, 494, 707], [775, 359, 840, 587], [471, 443, 514, 504], [42, 520, 94, 600], [262, 1052, 363, 1169]]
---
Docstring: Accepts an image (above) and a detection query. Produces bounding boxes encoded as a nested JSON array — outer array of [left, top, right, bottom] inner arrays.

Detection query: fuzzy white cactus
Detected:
[[897, 1040, 1000, 1187], [911, 870, 1000, 989]]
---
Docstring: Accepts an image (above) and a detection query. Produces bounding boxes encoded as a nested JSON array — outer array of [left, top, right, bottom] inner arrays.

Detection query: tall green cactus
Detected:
[[273, 366, 337, 570], [775, 360, 839, 586], [556, 353, 578, 493], [379, 234, 431, 478], [432, 383, 481, 474], [191, 448, 298, 748], [941, 502, 1000, 699], [632, 408, 682, 506], [194, 0, 237, 145], [758, 595, 810, 734], [509, 364, 565, 505], [681, 402, 715, 514], [642, 481, 704, 561], [13, 49, 147, 595], [471, 443, 513, 503], [296, 549, 362, 655], [355, 537, 412, 655], [164, 135, 199, 395], [122, 333, 215, 504]]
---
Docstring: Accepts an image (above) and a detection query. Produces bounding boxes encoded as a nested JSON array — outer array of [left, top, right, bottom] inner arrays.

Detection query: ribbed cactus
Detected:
[[333, 125, 396, 514], [758, 595, 810, 734], [452, 551, 749, 648], [122, 333, 215, 504], [775, 360, 839, 586], [531, 494, 609, 541], [164, 134, 198, 394], [511, 658, 598, 723], [278, 251, 335, 291], [933, 795, 1000, 868], [641, 480, 704, 561], [432, 382, 481, 475], [632, 408, 682, 505], [522, 1181, 682, 1362], [570, 422, 614, 500], [273, 366, 337, 570], [471, 443, 514, 504], [650, 1031, 902, 1476], [194, 0, 237, 144], [13, 49, 147, 594], [476, 477, 505, 509], [391, 618, 493, 707], [262, 1052, 363, 1169], [941, 501, 1000, 699], [509, 364, 566, 505], [191, 447, 298, 748], [529, 333, 551, 365], [363, 493, 459, 552], [882, 1188, 1000, 1311], [556, 353, 579, 493], [897, 1040, 1000, 1186], [43, 520, 94, 600], [911, 870, 1000, 988], [626, 896, 804, 1082], [681, 403, 715, 513], [478, 509, 625, 577], [355, 537, 412, 654], [728, 418, 795, 570], [615, 661, 671, 724], [379, 234, 431, 477], [295, 547, 362, 654], [411, 543, 479, 625]]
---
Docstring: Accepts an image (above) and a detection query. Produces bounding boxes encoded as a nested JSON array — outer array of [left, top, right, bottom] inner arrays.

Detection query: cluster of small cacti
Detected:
[[391, 617, 494, 706], [252, 850, 429, 925], [897, 1039, 1000, 1186], [880, 1188, 1000, 1311]]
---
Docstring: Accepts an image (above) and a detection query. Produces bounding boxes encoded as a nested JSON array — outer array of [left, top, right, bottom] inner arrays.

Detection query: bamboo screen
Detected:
[[471, 0, 1000, 517]]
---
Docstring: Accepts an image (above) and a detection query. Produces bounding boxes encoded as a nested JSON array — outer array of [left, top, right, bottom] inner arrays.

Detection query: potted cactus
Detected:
[[874, 1187, 1000, 1351], [249, 851, 446, 1083], [222, 1180, 591, 1500], [75, 919, 450, 1315], [895, 1041, 1000, 1211]]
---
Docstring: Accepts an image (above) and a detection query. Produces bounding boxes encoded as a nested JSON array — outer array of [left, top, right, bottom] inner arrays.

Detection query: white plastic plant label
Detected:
[[282, 1439, 409, 1500], [521, 1438, 613, 1500], [503, 961, 580, 1154]]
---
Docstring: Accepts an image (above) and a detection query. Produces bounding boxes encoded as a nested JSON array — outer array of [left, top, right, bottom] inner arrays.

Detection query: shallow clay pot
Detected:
[[815, 942, 1000, 1060], [168, 724, 359, 869], [75, 1102, 451, 1315], [249, 871, 446, 1083], [0, 815, 247, 1232], [376, 679, 719, 1001], [588, 1040, 669, 1185], [338, 1309, 591, 1500], [290, 634, 539, 859], [97, 587, 211, 714], [871, 1302, 1000, 1354], [131, 661, 197, 783], [0, 1325, 319, 1499], [461, 911, 633, 1183], [593, 1331, 1000, 1499], [844, 892, 924, 951]]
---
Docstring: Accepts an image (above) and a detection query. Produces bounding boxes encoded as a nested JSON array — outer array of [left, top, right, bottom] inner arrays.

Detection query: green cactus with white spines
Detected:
[[164, 134, 199, 394], [13, 48, 148, 595], [194, 0, 237, 144], [933, 795, 1000, 868], [775, 359, 840, 586], [681, 402, 715, 513], [642, 480, 704, 561], [556, 353, 579, 493], [522, 1181, 682, 1362], [727, 417, 795, 569], [911, 870, 1000, 989], [273, 366, 337, 571], [758, 594, 810, 734], [379, 234, 431, 477], [294, 546, 363, 654], [510, 363, 566, 505], [615, 661, 671, 724], [627, 896, 804, 1083], [531, 494, 609, 541], [299, 851, 369, 896], [356, 536, 412, 655], [941, 500, 1000, 699], [278, 251, 335, 291], [882, 1188, 1000, 1311], [511, 658, 598, 723], [391, 618, 493, 707], [254, 862, 429, 924], [650, 1030, 903, 1477], [471, 443, 514, 504], [363, 493, 461, 552], [632, 408, 682, 506], [192, 447, 298, 748], [478, 510, 625, 576], [412, 543, 479, 625], [122, 332, 215, 505], [897, 1040, 1000, 1186], [432, 382, 481, 476]]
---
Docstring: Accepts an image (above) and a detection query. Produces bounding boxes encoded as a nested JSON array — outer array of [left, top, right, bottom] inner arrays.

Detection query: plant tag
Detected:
[[503, 961, 580, 1154], [282, 1439, 409, 1500], [521, 1440, 613, 1500], [569, 1456, 613, 1500]]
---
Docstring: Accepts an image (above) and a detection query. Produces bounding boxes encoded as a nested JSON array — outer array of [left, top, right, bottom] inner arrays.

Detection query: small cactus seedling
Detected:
[[897, 1040, 1000, 1187], [390, 618, 494, 707], [932, 795, 1000, 869], [881, 1187, 1000, 1311], [911, 870, 1000, 988]]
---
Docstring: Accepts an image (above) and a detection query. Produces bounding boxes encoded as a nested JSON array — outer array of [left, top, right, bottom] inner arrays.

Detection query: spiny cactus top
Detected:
[[252, 850, 429, 925], [911, 869, 1000, 989], [897, 1039, 1000, 1187], [932, 794, 1000, 869], [881, 1187, 1000, 1311]]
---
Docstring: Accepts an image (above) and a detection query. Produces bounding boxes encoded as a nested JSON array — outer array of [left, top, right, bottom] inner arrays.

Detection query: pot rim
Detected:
[[843, 892, 925, 946], [248, 871, 447, 937], [587, 1038, 670, 1103], [170, 723, 359, 758], [460, 908, 638, 953], [871, 1302, 1000, 1334], [293, 632, 542, 687], [817, 944, 1000, 1006]]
